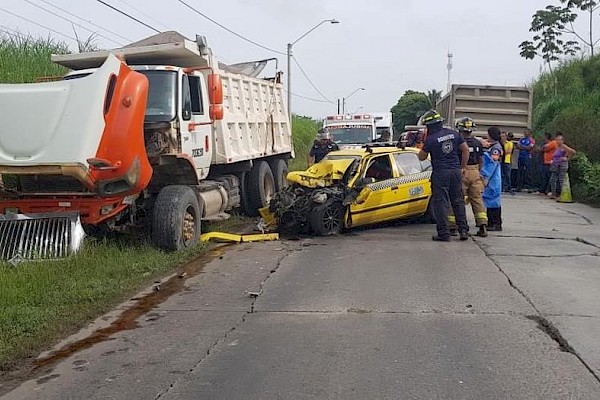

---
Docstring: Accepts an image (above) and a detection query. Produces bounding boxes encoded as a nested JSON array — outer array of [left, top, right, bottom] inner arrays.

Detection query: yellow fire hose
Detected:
[[200, 232, 279, 243]]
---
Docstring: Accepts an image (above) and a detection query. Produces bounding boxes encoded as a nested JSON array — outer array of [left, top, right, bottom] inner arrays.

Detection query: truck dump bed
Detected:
[[437, 84, 532, 135]]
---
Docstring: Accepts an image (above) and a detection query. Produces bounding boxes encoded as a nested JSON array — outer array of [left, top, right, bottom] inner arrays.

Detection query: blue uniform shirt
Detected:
[[518, 137, 534, 160], [423, 128, 465, 171]]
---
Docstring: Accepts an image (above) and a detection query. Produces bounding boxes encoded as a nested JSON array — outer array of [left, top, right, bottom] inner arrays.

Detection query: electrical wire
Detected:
[[113, 0, 171, 32], [37, 0, 133, 43], [292, 56, 334, 104], [94, 0, 161, 33], [24, 0, 124, 47], [0, 24, 22, 37], [284, 90, 334, 103], [0, 7, 77, 41], [175, 0, 286, 56]]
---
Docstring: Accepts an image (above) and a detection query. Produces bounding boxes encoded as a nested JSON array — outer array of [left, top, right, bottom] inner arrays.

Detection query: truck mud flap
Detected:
[[0, 212, 85, 263]]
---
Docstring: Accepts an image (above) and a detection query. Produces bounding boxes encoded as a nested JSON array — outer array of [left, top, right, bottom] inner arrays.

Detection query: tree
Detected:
[[560, 0, 600, 56], [519, 5, 581, 75], [390, 91, 431, 133], [426, 89, 443, 108]]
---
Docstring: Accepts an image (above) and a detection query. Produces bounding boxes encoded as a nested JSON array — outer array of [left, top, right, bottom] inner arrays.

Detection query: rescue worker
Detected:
[[418, 110, 470, 242], [374, 130, 391, 143], [448, 117, 488, 238], [308, 128, 339, 166], [482, 127, 504, 231]]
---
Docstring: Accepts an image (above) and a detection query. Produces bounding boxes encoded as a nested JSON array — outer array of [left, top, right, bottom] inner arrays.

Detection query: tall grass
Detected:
[[290, 115, 321, 171], [0, 33, 68, 83]]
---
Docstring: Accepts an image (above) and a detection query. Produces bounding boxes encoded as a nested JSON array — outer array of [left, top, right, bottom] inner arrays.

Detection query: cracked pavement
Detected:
[[2, 194, 600, 399]]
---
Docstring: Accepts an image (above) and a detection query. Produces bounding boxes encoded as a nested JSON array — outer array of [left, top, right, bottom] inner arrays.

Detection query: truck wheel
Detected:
[[152, 185, 203, 251], [247, 160, 275, 216], [237, 172, 252, 215], [310, 200, 345, 236], [269, 159, 289, 191]]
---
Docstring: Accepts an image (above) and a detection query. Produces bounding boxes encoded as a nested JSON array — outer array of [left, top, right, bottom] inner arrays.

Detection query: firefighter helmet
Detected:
[[421, 110, 444, 126], [455, 117, 476, 133]]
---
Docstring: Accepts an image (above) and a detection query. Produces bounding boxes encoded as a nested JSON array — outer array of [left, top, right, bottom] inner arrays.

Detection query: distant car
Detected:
[[265, 145, 433, 235]]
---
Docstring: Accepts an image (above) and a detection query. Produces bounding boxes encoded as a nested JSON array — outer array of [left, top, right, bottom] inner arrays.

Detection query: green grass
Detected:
[[0, 33, 68, 83], [290, 115, 321, 171]]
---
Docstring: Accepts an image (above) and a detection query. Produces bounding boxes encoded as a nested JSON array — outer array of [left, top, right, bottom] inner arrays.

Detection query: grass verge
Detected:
[[0, 218, 253, 371]]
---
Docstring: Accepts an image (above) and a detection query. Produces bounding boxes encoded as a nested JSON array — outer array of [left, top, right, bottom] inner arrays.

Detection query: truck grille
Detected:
[[0, 213, 85, 263]]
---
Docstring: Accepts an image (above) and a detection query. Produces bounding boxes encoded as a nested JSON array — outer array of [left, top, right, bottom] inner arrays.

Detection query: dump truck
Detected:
[[0, 32, 292, 260], [436, 84, 533, 136]]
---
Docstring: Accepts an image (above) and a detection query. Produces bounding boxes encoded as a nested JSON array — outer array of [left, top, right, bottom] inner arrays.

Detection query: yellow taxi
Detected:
[[266, 145, 433, 235]]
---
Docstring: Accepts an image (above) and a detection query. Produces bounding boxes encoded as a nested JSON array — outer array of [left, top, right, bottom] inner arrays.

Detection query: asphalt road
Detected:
[[2, 194, 600, 399]]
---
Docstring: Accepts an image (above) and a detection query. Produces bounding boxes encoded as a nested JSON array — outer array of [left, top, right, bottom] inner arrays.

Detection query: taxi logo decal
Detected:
[[367, 171, 432, 191]]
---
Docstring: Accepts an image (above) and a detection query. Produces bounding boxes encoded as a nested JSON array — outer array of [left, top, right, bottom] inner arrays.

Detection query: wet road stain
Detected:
[[33, 246, 228, 370], [35, 374, 60, 385]]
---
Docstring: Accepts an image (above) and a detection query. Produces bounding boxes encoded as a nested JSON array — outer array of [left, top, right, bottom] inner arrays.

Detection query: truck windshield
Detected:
[[328, 127, 373, 144], [138, 70, 177, 122]]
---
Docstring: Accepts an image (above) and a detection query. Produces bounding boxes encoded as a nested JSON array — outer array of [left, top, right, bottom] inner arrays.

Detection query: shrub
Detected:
[[570, 153, 600, 205]]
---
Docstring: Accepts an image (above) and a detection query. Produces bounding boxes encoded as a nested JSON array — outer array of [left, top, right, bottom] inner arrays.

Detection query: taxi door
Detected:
[[348, 153, 405, 227], [392, 152, 431, 216]]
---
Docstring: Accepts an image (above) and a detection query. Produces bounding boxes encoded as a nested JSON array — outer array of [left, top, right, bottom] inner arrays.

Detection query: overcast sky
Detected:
[[0, 0, 586, 118]]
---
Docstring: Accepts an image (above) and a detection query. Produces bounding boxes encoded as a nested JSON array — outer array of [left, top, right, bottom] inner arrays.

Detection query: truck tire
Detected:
[[152, 185, 203, 251], [310, 200, 345, 236], [269, 158, 289, 191], [246, 160, 275, 216]]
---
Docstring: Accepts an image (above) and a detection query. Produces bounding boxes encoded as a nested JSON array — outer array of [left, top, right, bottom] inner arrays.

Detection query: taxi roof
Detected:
[[328, 145, 420, 158]]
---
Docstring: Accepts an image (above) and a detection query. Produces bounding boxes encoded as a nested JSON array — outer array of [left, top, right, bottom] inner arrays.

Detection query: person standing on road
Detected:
[[482, 127, 504, 231], [539, 132, 558, 195], [448, 117, 488, 237], [308, 128, 339, 166], [418, 110, 470, 242], [500, 132, 514, 194], [516, 129, 535, 191], [548, 133, 576, 199]]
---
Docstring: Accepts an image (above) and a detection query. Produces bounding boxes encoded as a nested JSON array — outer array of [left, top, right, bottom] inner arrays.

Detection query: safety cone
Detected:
[[557, 173, 574, 203]]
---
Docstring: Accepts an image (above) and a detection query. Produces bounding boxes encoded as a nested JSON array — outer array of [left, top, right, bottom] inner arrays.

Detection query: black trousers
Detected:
[[487, 207, 502, 228], [431, 169, 468, 238]]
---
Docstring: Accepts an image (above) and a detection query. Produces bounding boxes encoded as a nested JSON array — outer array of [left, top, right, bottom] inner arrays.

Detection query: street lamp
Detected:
[[341, 87, 365, 114], [287, 19, 339, 124]]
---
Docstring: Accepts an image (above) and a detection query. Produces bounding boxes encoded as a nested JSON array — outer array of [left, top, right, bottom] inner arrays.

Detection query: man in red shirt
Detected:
[[540, 132, 558, 194]]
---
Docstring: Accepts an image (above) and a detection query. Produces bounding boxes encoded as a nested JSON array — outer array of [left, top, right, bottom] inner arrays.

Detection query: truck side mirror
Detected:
[[210, 104, 224, 121], [208, 74, 223, 105]]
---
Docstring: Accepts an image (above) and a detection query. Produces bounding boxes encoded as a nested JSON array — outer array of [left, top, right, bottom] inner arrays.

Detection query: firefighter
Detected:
[[448, 117, 488, 237], [418, 110, 470, 242], [307, 128, 339, 166]]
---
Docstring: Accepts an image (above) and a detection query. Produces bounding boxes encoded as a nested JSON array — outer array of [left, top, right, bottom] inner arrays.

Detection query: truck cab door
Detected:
[[179, 73, 212, 180]]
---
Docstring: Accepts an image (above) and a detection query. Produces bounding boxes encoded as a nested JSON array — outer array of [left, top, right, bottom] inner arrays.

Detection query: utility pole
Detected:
[[337, 99, 341, 114], [446, 51, 453, 94], [287, 43, 292, 125]]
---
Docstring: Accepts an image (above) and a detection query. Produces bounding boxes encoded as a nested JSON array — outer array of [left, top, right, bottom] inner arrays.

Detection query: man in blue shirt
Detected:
[[516, 129, 535, 191], [418, 110, 470, 242]]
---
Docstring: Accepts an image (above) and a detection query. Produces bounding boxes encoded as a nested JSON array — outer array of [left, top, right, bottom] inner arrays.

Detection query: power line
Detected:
[[284, 90, 336, 103], [38, 0, 133, 43], [292, 56, 334, 104], [0, 24, 22, 37], [94, 0, 161, 33], [113, 0, 171, 31], [0, 7, 76, 41], [24, 0, 124, 47], [175, 0, 286, 56]]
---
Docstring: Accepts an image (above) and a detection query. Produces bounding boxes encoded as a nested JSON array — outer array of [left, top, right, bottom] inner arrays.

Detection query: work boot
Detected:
[[459, 231, 469, 241], [476, 225, 488, 237], [488, 225, 503, 232], [432, 235, 450, 242], [449, 228, 458, 237]]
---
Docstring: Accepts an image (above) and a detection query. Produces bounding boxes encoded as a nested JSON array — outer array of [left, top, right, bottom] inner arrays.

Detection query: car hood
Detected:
[[287, 159, 355, 188]]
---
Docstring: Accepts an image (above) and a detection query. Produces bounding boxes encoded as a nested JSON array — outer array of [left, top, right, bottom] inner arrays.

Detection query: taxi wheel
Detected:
[[310, 201, 345, 236]]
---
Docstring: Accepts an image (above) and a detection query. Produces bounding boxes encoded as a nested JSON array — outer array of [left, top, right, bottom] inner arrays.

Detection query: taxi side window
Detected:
[[364, 155, 394, 182], [394, 153, 422, 175]]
